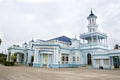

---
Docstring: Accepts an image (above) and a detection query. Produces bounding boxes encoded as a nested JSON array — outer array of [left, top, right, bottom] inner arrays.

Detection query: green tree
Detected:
[[0, 38, 2, 45], [10, 54, 17, 62]]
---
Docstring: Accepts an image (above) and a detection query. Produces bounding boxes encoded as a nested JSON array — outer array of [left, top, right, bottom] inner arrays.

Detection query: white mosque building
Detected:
[[7, 10, 120, 69]]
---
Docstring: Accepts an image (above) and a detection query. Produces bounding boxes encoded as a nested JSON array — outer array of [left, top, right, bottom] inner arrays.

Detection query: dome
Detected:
[[87, 10, 97, 19]]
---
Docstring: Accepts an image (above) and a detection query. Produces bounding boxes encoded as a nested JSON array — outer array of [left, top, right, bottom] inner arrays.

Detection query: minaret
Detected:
[[80, 10, 108, 49], [87, 9, 98, 32]]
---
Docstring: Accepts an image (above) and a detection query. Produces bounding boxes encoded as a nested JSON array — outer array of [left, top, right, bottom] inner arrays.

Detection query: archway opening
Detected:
[[87, 53, 92, 65]]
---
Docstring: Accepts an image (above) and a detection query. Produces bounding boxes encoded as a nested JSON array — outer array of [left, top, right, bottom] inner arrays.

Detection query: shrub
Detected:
[[3, 61, 14, 66]]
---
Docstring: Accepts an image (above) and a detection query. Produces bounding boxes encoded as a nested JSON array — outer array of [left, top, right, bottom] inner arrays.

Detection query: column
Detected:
[[47, 54, 49, 68], [40, 54, 43, 67], [27, 53, 31, 64], [106, 37, 107, 44], [83, 38, 85, 44], [111, 56, 114, 69], [96, 35, 98, 44], [53, 48, 56, 64], [98, 36, 100, 43], [16, 54, 20, 63], [24, 53, 28, 64], [33, 48, 39, 63], [80, 38, 81, 43], [7, 52, 10, 61], [23, 53, 26, 64], [91, 36, 93, 44]]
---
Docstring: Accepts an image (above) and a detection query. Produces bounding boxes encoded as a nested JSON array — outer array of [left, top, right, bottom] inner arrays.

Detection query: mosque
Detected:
[[7, 10, 120, 69]]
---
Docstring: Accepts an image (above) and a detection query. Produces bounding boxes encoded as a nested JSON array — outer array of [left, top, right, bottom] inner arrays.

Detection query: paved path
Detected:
[[0, 64, 120, 80]]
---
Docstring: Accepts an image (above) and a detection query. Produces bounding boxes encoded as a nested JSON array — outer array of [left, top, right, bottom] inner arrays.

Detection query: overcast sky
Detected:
[[0, 0, 120, 53]]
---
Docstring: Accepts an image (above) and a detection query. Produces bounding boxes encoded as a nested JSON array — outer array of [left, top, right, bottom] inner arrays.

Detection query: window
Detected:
[[90, 29, 91, 32], [92, 19, 94, 24], [95, 59, 100, 65], [62, 56, 65, 61], [61, 54, 69, 64], [104, 59, 109, 65], [73, 56, 75, 61], [77, 57, 79, 61]]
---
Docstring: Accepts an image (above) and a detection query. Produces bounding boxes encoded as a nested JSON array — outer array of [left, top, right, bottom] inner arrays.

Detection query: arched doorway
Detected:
[[113, 56, 119, 68], [16, 52, 24, 63], [87, 53, 92, 65], [43, 54, 48, 68]]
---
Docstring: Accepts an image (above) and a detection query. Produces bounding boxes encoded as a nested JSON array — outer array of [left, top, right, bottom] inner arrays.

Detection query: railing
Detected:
[[80, 31, 107, 37], [80, 43, 108, 48]]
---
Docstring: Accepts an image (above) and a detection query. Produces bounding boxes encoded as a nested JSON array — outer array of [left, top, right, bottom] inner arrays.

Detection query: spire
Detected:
[[75, 35, 76, 39], [31, 38, 34, 42], [91, 8, 93, 14], [87, 9, 97, 19], [24, 42, 27, 45]]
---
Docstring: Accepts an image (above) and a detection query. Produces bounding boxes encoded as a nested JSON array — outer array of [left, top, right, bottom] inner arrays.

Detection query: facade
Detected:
[[7, 10, 120, 69]]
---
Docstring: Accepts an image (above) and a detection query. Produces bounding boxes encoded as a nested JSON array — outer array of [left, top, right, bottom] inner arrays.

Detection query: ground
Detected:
[[0, 64, 120, 80]]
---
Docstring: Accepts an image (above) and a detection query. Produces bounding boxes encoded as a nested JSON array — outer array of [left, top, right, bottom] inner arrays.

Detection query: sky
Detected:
[[0, 0, 120, 53]]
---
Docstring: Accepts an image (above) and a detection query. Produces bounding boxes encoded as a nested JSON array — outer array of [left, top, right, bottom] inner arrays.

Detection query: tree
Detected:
[[0, 38, 2, 45], [10, 54, 17, 62]]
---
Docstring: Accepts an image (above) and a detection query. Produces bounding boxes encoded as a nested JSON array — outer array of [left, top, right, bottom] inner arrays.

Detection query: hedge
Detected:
[[3, 61, 14, 66]]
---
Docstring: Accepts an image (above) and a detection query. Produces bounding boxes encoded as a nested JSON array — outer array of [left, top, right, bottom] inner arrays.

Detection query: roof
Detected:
[[87, 10, 97, 19], [48, 36, 71, 43]]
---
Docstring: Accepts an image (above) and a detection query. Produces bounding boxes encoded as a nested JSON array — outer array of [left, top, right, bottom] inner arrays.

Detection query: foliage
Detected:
[[3, 61, 14, 66], [0, 38, 2, 45], [0, 53, 7, 64], [10, 54, 17, 62]]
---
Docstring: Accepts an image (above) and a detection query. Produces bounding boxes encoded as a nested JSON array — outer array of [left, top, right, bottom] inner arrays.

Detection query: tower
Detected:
[[80, 10, 108, 49], [87, 10, 98, 32]]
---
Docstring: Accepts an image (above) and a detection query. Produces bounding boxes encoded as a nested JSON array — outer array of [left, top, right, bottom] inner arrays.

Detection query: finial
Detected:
[[31, 38, 34, 42], [24, 42, 27, 44], [75, 35, 77, 39], [91, 8, 93, 14]]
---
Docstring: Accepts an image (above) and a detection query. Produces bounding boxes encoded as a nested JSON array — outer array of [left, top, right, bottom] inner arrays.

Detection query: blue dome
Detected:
[[87, 10, 97, 19], [24, 42, 27, 45], [89, 10, 95, 16], [48, 36, 71, 43]]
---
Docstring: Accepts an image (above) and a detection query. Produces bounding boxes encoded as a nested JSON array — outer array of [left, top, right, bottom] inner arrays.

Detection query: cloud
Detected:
[[0, 0, 120, 52], [16, 0, 64, 3]]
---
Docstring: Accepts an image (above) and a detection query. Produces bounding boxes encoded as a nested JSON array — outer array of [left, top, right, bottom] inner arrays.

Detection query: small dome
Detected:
[[31, 38, 34, 42], [24, 42, 27, 45], [87, 10, 97, 19], [31, 39, 34, 42]]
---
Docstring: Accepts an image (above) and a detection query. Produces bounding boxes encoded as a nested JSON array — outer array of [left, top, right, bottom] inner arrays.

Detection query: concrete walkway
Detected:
[[0, 64, 120, 80]]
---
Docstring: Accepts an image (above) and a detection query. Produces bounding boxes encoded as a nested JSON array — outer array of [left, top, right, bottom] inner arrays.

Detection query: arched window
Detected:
[[87, 53, 92, 65], [61, 54, 69, 64]]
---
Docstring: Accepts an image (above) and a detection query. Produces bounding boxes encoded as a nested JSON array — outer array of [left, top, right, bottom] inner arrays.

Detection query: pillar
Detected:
[[96, 35, 98, 44], [16, 54, 20, 63], [27, 54, 31, 64], [7, 52, 10, 61], [53, 48, 56, 64], [106, 37, 107, 44], [91, 36, 93, 44], [111, 56, 114, 69], [47, 54, 50, 68], [33, 48, 39, 63], [83, 38, 85, 44], [23, 53, 26, 64]]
